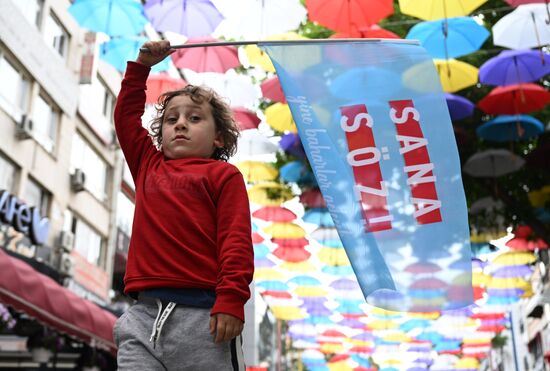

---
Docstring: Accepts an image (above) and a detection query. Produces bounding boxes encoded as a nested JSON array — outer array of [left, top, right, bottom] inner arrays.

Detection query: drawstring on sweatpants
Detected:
[[149, 299, 176, 348]]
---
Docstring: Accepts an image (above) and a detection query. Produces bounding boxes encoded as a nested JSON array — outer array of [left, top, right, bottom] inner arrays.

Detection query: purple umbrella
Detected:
[[445, 93, 475, 121], [279, 133, 306, 158], [487, 288, 525, 297], [492, 265, 533, 278], [479, 49, 550, 86], [144, 0, 223, 38]]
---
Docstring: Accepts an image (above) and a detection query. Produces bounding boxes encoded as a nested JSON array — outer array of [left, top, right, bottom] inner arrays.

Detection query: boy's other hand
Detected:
[[209, 313, 244, 343], [136, 40, 174, 68]]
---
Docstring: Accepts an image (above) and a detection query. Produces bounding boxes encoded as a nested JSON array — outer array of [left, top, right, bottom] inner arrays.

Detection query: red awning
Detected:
[[0, 249, 117, 354]]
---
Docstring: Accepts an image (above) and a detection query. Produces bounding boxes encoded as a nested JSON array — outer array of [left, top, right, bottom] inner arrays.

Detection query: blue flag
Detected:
[[261, 40, 473, 312]]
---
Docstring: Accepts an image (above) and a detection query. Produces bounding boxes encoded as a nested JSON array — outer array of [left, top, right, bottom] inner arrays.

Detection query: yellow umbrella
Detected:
[[408, 311, 440, 320], [367, 319, 399, 330], [254, 268, 285, 280], [265, 103, 297, 133], [263, 222, 306, 238], [320, 343, 345, 354], [528, 185, 550, 207], [455, 357, 480, 369], [317, 247, 351, 266], [236, 161, 278, 183], [328, 360, 353, 371], [492, 251, 537, 266], [382, 332, 411, 343], [471, 230, 507, 243], [293, 286, 328, 297], [248, 181, 293, 206], [399, 0, 487, 21], [434, 59, 478, 92], [472, 271, 491, 286], [280, 261, 318, 273], [270, 305, 306, 320], [370, 307, 402, 317], [244, 32, 312, 72]]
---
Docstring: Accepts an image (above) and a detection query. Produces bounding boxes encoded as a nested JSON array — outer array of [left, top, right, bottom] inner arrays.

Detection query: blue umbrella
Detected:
[[256, 280, 289, 291], [253, 243, 271, 258], [406, 17, 490, 59], [476, 115, 544, 142], [479, 49, 550, 86], [445, 93, 474, 121], [279, 161, 316, 185], [101, 37, 170, 72], [303, 208, 335, 227], [69, 0, 148, 37]]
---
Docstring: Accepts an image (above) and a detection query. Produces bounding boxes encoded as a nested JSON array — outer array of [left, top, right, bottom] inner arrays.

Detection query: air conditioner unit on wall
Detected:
[[59, 253, 75, 277], [70, 169, 86, 192], [16, 114, 33, 140], [57, 231, 75, 252]]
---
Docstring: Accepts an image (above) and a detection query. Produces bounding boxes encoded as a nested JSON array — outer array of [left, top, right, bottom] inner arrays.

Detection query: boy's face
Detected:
[[161, 95, 223, 160]]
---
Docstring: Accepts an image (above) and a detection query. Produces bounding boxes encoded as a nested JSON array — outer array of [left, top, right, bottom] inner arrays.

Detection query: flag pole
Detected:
[[139, 38, 419, 52]]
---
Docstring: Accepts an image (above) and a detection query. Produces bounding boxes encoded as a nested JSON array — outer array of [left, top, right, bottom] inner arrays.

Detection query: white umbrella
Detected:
[[213, 0, 307, 39], [493, 4, 550, 49], [233, 129, 279, 160], [184, 69, 261, 108], [463, 149, 525, 178]]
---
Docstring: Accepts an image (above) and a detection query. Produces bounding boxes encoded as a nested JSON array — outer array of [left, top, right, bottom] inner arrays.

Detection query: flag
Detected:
[[261, 40, 473, 312]]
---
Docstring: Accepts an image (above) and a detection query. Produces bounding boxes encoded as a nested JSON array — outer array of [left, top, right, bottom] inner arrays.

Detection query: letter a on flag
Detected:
[[261, 40, 473, 312]]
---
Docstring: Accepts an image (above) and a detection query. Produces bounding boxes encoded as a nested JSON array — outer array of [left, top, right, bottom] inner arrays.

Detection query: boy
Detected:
[[113, 40, 253, 371]]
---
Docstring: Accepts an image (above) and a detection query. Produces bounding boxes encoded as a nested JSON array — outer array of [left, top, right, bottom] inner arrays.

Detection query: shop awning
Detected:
[[0, 249, 117, 354]]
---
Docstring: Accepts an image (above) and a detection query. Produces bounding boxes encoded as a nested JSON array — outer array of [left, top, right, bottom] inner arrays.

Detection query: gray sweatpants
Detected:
[[113, 297, 245, 371]]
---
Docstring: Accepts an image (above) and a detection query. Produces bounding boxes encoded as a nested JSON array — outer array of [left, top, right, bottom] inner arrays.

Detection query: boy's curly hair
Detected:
[[150, 85, 240, 161]]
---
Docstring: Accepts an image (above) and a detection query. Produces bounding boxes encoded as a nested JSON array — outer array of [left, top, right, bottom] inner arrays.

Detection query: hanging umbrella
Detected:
[[492, 251, 537, 265], [272, 237, 309, 248], [280, 161, 316, 185], [265, 103, 298, 133], [476, 115, 544, 142], [170, 37, 240, 73], [235, 161, 278, 183], [232, 107, 261, 131], [69, 0, 148, 37], [479, 49, 550, 86], [303, 208, 335, 227], [493, 4, 550, 49], [100, 37, 171, 73], [331, 25, 400, 39], [248, 182, 293, 206], [434, 59, 479, 92], [146, 74, 187, 104], [144, 0, 223, 38], [306, 0, 394, 34], [300, 188, 327, 208], [280, 133, 306, 158], [492, 265, 534, 277], [406, 17, 490, 59], [235, 129, 278, 158], [445, 93, 475, 121], [215, 0, 306, 39], [253, 206, 297, 222], [506, 225, 549, 250], [463, 149, 525, 177], [272, 246, 311, 262], [261, 76, 286, 103], [263, 222, 306, 238], [478, 84, 550, 115], [399, 0, 487, 20]]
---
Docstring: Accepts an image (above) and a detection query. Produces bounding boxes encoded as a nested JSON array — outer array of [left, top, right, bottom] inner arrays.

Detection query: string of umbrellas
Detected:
[[67, 1, 550, 370]]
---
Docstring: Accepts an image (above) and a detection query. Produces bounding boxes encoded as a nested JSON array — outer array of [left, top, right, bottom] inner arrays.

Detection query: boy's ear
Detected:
[[213, 131, 224, 148]]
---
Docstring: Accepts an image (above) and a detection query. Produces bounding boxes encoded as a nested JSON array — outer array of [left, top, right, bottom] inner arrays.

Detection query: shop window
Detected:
[[32, 94, 59, 153], [43, 12, 69, 59], [13, 0, 43, 28], [70, 133, 109, 201], [64, 210, 104, 267], [0, 154, 18, 193], [0, 53, 30, 122], [22, 177, 50, 217]]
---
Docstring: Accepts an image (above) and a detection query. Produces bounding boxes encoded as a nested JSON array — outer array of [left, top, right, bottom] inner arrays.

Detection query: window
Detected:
[[64, 210, 104, 267], [0, 154, 18, 192], [32, 94, 59, 152], [22, 178, 50, 216], [70, 133, 108, 201], [95, 77, 116, 123], [14, 0, 43, 27], [44, 12, 69, 58], [116, 191, 135, 236], [0, 54, 29, 121]]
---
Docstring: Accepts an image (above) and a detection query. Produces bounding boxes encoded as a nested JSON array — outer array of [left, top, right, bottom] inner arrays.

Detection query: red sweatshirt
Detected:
[[115, 62, 253, 321]]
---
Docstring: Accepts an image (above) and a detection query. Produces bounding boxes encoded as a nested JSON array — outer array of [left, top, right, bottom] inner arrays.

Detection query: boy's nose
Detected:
[[175, 117, 187, 129]]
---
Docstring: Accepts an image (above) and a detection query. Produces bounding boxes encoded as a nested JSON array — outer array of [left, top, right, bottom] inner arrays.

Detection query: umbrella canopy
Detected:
[[478, 84, 550, 115], [492, 251, 537, 265], [248, 182, 294, 206], [300, 188, 327, 208], [69, 0, 148, 37], [145, 74, 187, 104], [406, 17, 490, 59], [280, 133, 306, 158], [235, 161, 278, 183], [306, 0, 394, 34], [445, 93, 475, 121], [170, 37, 240, 73], [265, 103, 298, 133], [493, 4, 550, 49], [280, 161, 316, 185], [264, 222, 306, 238], [100, 37, 171, 73], [434, 59, 479, 92], [331, 25, 400, 39], [235, 129, 279, 158], [303, 208, 335, 227], [232, 107, 261, 131], [399, 0, 487, 20], [144, 0, 223, 38], [492, 265, 534, 277], [479, 49, 550, 86], [463, 149, 525, 177], [476, 115, 544, 142], [261, 76, 287, 103], [253, 206, 297, 222]]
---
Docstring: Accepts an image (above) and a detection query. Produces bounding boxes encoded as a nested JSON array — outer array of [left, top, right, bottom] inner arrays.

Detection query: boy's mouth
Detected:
[[173, 135, 189, 141]]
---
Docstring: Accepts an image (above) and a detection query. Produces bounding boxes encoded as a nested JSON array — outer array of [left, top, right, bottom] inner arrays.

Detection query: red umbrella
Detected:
[[272, 246, 311, 262], [252, 232, 264, 244], [271, 237, 309, 248], [478, 83, 550, 115], [331, 24, 400, 39], [253, 206, 297, 222], [171, 37, 240, 73], [233, 107, 261, 130], [300, 188, 326, 208], [306, 0, 394, 33], [506, 225, 549, 251], [260, 76, 286, 103], [146, 74, 186, 104]]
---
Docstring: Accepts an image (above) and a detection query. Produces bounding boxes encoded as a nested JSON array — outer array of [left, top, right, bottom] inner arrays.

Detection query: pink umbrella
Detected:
[[171, 37, 240, 73], [146, 74, 187, 104], [253, 206, 297, 222], [233, 107, 261, 130], [261, 76, 287, 103]]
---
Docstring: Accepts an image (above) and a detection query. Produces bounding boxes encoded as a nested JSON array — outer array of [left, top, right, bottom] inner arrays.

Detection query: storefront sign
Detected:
[[0, 190, 49, 245]]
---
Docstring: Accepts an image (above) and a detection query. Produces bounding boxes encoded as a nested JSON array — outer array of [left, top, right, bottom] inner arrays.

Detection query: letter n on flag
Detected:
[[260, 40, 473, 312]]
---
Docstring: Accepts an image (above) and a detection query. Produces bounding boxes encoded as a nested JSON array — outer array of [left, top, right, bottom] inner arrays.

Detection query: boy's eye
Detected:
[[165, 117, 177, 123], [189, 115, 201, 122]]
